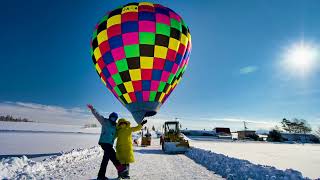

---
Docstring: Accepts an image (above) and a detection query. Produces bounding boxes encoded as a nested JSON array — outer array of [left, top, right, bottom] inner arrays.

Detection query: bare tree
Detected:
[[281, 118, 293, 133], [299, 119, 312, 134], [281, 118, 312, 134], [316, 127, 320, 138]]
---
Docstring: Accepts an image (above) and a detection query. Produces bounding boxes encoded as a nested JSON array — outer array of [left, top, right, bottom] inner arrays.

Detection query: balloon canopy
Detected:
[[90, 2, 191, 123]]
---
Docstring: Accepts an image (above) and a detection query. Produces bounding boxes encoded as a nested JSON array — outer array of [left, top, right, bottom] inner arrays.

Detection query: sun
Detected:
[[281, 41, 319, 78]]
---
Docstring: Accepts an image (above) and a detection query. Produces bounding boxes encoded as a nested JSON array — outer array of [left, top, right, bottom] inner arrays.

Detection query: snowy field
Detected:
[[0, 121, 101, 133], [0, 132, 99, 158], [189, 137, 320, 179], [0, 122, 100, 158], [0, 122, 319, 179]]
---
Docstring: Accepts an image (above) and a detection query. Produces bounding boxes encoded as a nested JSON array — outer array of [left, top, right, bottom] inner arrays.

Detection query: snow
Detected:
[[0, 132, 99, 156], [189, 138, 320, 179], [0, 121, 101, 133], [0, 141, 223, 180], [0, 121, 101, 157], [1, 122, 319, 179], [0, 146, 103, 179], [186, 147, 306, 180]]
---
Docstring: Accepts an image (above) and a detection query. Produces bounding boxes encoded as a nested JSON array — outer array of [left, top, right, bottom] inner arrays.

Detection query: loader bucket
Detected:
[[162, 142, 189, 154]]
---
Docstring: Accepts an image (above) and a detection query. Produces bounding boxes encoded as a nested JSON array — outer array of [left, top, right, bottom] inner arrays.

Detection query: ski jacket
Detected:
[[115, 118, 142, 164], [91, 108, 116, 144]]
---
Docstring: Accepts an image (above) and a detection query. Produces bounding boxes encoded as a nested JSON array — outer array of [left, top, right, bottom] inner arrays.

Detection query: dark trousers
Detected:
[[98, 143, 121, 178]]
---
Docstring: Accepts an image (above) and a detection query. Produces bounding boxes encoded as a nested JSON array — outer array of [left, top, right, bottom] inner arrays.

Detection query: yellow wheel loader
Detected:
[[160, 121, 189, 153], [141, 129, 151, 146]]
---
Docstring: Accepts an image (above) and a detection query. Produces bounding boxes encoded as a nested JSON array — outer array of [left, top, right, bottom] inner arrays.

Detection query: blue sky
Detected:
[[1, 0, 320, 129]]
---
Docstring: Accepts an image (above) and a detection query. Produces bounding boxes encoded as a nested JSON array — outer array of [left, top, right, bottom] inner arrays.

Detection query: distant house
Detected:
[[237, 130, 256, 140], [257, 134, 268, 141], [214, 127, 231, 135], [281, 133, 319, 143], [213, 127, 232, 139]]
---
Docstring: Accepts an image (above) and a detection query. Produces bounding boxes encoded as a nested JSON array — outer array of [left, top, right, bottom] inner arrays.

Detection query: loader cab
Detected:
[[163, 121, 180, 135]]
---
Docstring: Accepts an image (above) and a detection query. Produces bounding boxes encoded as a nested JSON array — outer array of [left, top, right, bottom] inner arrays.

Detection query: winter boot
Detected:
[[97, 176, 108, 180], [117, 164, 129, 178], [119, 164, 130, 179], [116, 164, 127, 174]]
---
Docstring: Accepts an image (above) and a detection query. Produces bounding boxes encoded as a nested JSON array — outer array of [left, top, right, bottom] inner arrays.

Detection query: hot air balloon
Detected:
[[90, 2, 191, 123]]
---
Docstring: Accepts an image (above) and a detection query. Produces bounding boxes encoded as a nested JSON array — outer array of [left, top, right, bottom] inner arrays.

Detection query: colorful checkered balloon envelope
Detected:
[[90, 2, 191, 123]]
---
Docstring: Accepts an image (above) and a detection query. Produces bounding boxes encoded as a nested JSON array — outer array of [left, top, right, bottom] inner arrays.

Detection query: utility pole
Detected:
[[243, 121, 248, 130], [243, 121, 248, 139]]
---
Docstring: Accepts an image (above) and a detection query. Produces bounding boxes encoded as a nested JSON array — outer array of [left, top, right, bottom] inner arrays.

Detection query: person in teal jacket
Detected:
[[87, 104, 126, 180]]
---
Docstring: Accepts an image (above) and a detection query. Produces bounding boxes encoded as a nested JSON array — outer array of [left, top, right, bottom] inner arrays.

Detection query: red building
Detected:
[[213, 127, 231, 136]]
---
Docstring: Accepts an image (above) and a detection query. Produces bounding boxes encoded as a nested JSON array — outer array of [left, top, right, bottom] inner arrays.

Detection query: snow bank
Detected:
[[190, 139, 320, 179], [0, 155, 46, 179], [0, 146, 102, 179], [185, 147, 309, 180]]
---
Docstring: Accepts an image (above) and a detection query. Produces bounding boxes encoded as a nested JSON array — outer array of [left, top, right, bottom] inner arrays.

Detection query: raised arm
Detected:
[[131, 124, 142, 132], [87, 104, 105, 125], [131, 119, 147, 132]]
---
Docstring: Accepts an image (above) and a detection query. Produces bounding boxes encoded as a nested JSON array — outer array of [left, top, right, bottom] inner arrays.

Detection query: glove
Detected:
[[87, 104, 94, 110], [141, 119, 147, 126]]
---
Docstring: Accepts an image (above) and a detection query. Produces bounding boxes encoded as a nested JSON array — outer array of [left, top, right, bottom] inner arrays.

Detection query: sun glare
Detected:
[[281, 41, 319, 78]]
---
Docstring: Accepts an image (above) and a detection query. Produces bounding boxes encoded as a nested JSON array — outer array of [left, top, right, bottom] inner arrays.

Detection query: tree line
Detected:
[[0, 115, 33, 122], [281, 118, 312, 134], [267, 118, 319, 142]]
